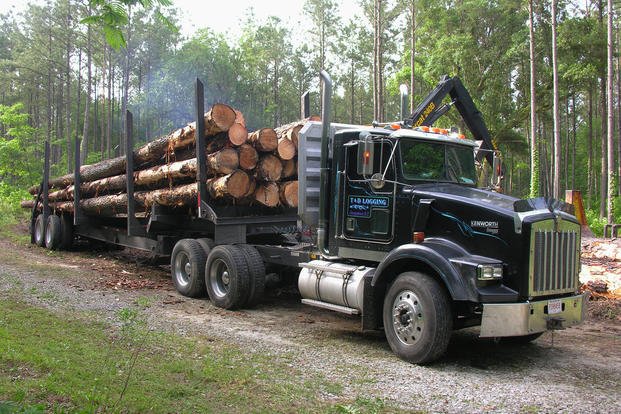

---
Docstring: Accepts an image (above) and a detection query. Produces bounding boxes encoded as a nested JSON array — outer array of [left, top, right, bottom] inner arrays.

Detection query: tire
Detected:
[[237, 244, 266, 308], [59, 214, 74, 250], [170, 239, 208, 298], [205, 245, 250, 310], [45, 215, 62, 250], [34, 215, 46, 247], [499, 332, 543, 345], [383, 272, 453, 364], [196, 238, 214, 256]]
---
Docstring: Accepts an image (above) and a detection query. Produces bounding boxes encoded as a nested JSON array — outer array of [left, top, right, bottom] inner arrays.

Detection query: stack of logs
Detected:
[[21, 103, 307, 216]]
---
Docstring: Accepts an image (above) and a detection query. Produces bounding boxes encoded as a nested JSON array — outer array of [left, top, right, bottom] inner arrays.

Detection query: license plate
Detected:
[[548, 299, 562, 314]]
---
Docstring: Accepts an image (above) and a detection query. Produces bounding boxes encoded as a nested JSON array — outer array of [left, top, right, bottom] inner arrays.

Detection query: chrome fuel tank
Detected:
[[298, 260, 375, 312]]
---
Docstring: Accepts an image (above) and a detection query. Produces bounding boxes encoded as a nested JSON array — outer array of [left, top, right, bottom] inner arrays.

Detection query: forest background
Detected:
[[0, 0, 619, 235]]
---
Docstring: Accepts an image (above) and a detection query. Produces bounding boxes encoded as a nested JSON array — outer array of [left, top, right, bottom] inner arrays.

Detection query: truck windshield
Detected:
[[400, 140, 476, 185]]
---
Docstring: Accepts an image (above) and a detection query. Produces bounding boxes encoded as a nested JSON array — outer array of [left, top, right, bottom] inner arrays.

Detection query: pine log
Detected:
[[24, 183, 199, 215], [282, 159, 297, 179], [274, 116, 318, 148], [28, 103, 236, 194], [248, 128, 278, 152], [279, 181, 298, 208], [227, 123, 248, 146], [207, 148, 239, 175], [254, 182, 279, 207], [255, 154, 283, 182], [238, 144, 259, 170], [276, 136, 296, 160], [206, 170, 250, 199], [42, 150, 237, 203]]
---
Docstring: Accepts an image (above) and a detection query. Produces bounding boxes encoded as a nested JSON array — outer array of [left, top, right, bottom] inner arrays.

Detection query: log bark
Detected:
[[24, 183, 199, 216], [255, 154, 283, 182], [274, 117, 318, 147], [206, 170, 250, 199], [254, 182, 279, 207], [279, 180, 298, 207], [28, 103, 236, 194], [43, 150, 238, 203], [248, 128, 278, 152], [238, 143, 259, 170]]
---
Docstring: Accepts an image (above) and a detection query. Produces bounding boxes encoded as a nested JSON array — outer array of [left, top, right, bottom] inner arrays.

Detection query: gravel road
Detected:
[[1, 239, 620, 413]]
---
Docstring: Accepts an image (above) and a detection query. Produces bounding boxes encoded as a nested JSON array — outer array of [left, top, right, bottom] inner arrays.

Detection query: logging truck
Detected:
[[26, 72, 587, 364]]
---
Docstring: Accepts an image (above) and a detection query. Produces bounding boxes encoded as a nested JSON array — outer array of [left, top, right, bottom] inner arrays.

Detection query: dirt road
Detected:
[[1, 238, 620, 413]]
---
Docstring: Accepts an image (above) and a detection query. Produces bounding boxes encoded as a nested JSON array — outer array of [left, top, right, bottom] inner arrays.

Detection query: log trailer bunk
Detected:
[[30, 72, 587, 364]]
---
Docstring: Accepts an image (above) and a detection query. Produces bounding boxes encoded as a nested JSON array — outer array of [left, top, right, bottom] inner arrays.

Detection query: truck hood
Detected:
[[411, 183, 518, 215], [410, 183, 575, 216]]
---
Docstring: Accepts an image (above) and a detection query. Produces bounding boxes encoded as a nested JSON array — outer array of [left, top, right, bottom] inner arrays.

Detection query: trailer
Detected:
[[29, 72, 588, 364]]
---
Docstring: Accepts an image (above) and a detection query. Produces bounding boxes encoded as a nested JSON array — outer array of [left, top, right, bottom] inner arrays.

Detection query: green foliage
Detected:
[[0, 104, 40, 188], [586, 209, 607, 237], [83, 0, 176, 49]]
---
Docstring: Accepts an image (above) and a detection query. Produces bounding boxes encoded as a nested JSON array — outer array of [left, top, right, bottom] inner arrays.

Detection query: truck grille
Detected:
[[529, 220, 580, 297]]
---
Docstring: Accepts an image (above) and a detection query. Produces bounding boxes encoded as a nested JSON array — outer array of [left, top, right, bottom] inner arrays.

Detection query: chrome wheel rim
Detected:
[[210, 258, 230, 298], [174, 252, 191, 287], [391, 289, 425, 345]]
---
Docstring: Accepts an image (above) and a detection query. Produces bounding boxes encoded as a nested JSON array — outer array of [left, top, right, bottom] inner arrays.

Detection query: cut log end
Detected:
[[238, 144, 259, 170], [228, 123, 248, 146], [279, 181, 298, 208], [255, 182, 280, 207], [207, 170, 250, 199], [281, 159, 297, 179], [256, 154, 283, 182], [206, 103, 236, 134], [277, 137, 296, 160], [249, 128, 278, 152]]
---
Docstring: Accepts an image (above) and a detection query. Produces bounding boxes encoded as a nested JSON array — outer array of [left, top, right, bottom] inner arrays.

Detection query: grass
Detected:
[[0, 299, 399, 413]]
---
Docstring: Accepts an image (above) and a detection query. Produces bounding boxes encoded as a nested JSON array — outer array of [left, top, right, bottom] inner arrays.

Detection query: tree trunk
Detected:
[[551, 0, 561, 199], [207, 148, 239, 175], [606, 0, 615, 222], [409, 0, 416, 112], [80, 10, 92, 165], [588, 87, 594, 209], [528, 0, 539, 198]]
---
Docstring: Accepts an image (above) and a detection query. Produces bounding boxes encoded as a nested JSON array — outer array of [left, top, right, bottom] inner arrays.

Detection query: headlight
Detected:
[[477, 264, 503, 280]]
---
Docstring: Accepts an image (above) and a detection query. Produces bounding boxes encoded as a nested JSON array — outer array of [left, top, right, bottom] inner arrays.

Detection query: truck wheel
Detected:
[[205, 245, 250, 310], [171, 239, 207, 298], [34, 215, 46, 247], [59, 214, 74, 250], [237, 244, 266, 308], [45, 215, 62, 250], [383, 272, 453, 364], [196, 238, 214, 256]]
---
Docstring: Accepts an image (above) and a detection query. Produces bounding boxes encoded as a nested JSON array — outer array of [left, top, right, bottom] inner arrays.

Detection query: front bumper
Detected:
[[479, 293, 588, 337]]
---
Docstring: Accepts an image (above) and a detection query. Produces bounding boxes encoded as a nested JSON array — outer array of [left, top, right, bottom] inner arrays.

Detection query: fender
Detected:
[[371, 237, 478, 302]]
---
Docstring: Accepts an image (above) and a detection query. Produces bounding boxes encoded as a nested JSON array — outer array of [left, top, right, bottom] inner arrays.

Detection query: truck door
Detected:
[[341, 137, 396, 243]]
